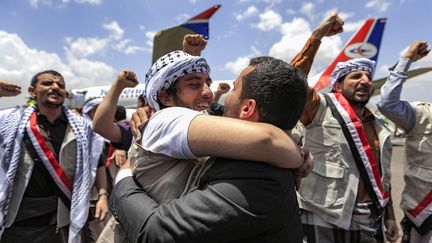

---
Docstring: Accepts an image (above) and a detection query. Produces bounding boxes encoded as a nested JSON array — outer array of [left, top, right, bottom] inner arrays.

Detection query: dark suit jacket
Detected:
[[110, 158, 302, 243]]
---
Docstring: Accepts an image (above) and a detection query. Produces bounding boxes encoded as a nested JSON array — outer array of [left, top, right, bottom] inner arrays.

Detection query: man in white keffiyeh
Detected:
[[0, 70, 104, 243], [143, 50, 212, 112]]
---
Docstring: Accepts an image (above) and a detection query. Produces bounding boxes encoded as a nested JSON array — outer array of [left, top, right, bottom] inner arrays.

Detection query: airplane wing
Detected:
[[152, 4, 221, 63], [371, 67, 432, 96]]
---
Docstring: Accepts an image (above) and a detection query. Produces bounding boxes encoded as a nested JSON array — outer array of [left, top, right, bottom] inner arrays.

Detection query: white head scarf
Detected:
[[82, 97, 103, 115], [144, 50, 210, 111], [329, 58, 375, 91]]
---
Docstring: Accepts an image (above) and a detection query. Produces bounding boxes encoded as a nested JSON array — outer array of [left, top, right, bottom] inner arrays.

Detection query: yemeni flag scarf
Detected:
[[325, 92, 389, 208], [0, 105, 103, 243]]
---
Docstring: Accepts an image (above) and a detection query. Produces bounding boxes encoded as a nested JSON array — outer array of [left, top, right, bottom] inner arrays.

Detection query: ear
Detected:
[[157, 90, 175, 107], [239, 99, 259, 122], [28, 86, 36, 98], [333, 81, 343, 92]]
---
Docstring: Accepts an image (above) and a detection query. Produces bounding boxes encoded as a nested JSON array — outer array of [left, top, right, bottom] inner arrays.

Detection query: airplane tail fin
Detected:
[[152, 4, 221, 63], [313, 18, 387, 91]]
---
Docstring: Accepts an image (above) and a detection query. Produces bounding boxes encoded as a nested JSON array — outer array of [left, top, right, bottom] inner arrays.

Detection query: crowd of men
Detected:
[[0, 13, 430, 243]]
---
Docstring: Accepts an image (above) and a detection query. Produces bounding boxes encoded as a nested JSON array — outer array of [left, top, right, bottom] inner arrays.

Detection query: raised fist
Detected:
[[116, 69, 139, 89], [403, 41, 430, 62], [0, 80, 21, 97], [312, 13, 344, 40], [183, 34, 207, 56]]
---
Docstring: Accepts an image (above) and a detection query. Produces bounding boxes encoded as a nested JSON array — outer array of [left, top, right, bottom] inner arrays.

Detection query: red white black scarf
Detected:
[[27, 111, 73, 198], [406, 191, 432, 227], [0, 105, 103, 243], [325, 92, 389, 207]]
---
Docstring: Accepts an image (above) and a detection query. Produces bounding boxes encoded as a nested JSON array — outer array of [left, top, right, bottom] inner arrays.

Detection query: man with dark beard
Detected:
[[296, 58, 400, 243]]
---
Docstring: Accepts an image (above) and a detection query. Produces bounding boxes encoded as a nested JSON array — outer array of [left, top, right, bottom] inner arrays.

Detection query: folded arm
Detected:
[[141, 107, 303, 169], [188, 115, 303, 169]]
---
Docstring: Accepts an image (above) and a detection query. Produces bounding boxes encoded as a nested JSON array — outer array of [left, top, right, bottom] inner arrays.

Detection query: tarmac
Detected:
[[389, 143, 406, 243]]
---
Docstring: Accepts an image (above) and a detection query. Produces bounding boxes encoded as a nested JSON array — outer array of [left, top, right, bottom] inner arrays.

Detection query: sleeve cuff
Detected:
[[115, 168, 132, 185], [393, 57, 412, 73]]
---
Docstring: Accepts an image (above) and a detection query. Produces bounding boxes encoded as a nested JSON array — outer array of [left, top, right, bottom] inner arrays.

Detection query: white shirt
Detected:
[[116, 107, 203, 184]]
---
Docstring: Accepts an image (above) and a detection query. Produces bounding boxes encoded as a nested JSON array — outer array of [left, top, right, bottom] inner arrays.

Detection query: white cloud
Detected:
[[103, 21, 124, 40], [225, 56, 250, 75], [0, 30, 116, 108], [321, 10, 359, 32], [66, 56, 115, 87], [145, 31, 156, 47], [260, 0, 281, 6], [269, 17, 344, 77], [114, 31, 153, 55], [139, 25, 146, 30], [323, 9, 354, 21], [65, 37, 109, 59], [29, 0, 102, 8], [114, 39, 131, 51], [286, 9, 296, 15], [365, 0, 391, 13], [224, 46, 262, 75], [255, 9, 282, 31], [124, 45, 150, 55], [300, 2, 316, 20], [75, 0, 102, 4], [176, 13, 190, 23], [343, 20, 365, 33], [28, 0, 52, 8], [236, 6, 259, 21]]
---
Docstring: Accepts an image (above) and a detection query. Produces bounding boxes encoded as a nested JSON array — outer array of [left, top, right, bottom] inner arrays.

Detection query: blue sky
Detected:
[[0, 0, 431, 108]]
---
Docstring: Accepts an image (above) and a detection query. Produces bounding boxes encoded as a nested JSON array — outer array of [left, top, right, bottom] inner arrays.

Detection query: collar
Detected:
[[36, 109, 68, 125]]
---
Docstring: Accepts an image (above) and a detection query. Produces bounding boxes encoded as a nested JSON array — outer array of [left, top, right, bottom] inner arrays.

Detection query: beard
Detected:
[[223, 100, 241, 118], [342, 89, 371, 108]]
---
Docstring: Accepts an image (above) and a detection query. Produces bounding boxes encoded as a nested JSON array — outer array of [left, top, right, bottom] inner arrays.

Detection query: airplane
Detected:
[[66, 7, 431, 109], [152, 4, 221, 63]]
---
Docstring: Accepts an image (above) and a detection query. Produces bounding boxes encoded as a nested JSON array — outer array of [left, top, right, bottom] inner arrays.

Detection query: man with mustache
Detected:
[[0, 71, 104, 243], [296, 57, 400, 242]]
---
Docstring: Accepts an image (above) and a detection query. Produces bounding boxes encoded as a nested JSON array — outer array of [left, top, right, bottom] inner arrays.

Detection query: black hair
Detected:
[[30, 70, 64, 87], [241, 56, 308, 130], [115, 105, 127, 122], [156, 81, 178, 110]]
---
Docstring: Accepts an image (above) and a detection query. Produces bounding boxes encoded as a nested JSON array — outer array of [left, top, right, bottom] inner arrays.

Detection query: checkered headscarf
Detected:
[[82, 97, 103, 115], [144, 50, 210, 111], [330, 58, 375, 91]]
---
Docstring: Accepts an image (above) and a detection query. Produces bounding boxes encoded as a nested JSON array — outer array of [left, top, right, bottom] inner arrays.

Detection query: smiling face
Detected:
[[28, 73, 66, 108], [334, 70, 372, 107], [164, 72, 213, 112]]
